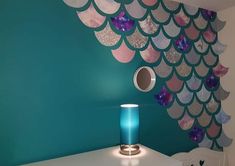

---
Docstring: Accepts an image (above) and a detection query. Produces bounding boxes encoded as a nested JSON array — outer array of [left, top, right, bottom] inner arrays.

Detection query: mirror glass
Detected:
[[133, 66, 156, 92]]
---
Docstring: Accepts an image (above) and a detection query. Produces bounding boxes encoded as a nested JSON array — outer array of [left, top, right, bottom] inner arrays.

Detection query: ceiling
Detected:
[[172, 0, 235, 11]]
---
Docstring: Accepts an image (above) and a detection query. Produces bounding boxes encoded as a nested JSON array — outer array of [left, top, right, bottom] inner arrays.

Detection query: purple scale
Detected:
[[111, 11, 135, 32], [175, 35, 191, 52], [189, 125, 205, 143], [154, 87, 173, 106], [201, 9, 216, 21], [205, 73, 219, 89]]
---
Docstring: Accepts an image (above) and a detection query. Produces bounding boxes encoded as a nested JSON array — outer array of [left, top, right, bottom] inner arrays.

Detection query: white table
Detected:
[[23, 145, 183, 166]]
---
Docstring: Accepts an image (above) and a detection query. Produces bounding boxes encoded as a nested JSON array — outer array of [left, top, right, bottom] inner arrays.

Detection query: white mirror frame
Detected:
[[133, 66, 156, 92]]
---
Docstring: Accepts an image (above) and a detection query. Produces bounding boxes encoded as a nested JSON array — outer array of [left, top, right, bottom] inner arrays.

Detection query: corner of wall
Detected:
[[218, 7, 235, 166]]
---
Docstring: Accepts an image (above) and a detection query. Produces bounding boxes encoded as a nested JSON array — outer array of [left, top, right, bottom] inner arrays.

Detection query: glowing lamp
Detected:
[[120, 104, 140, 155]]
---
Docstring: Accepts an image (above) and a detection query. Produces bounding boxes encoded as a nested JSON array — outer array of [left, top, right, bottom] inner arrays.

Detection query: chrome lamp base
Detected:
[[120, 145, 140, 156]]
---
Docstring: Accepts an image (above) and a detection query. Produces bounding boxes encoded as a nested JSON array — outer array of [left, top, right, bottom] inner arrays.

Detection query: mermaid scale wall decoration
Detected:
[[63, 0, 232, 150]]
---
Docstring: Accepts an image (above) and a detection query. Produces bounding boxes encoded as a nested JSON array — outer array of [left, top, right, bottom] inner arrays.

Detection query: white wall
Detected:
[[173, 0, 235, 11], [218, 7, 235, 166]]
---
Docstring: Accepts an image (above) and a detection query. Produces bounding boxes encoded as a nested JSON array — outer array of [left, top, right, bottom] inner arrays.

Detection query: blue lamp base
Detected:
[[120, 144, 140, 156]]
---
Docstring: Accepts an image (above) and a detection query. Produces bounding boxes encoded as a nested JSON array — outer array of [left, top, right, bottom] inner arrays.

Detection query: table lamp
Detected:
[[120, 104, 140, 155]]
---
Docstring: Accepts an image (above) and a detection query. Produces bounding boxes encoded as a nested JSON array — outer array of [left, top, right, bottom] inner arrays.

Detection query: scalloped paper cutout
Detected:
[[178, 112, 195, 130], [167, 100, 185, 119], [205, 73, 219, 90], [194, 37, 209, 54], [125, 0, 147, 19], [197, 110, 212, 127], [199, 135, 213, 148], [186, 74, 202, 91], [188, 98, 203, 116], [166, 73, 184, 92], [206, 97, 219, 114], [152, 30, 171, 50], [162, 0, 179, 11], [175, 35, 192, 53], [176, 60, 192, 77], [177, 85, 194, 105], [195, 61, 209, 77], [194, 13, 208, 30], [154, 58, 173, 78], [111, 41, 135, 63], [140, 44, 161, 63], [207, 119, 221, 138], [211, 17, 226, 32], [174, 9, 190, 27], [185, 23, 200, 41], [217, 131, 233, 147], [185, 48, 201, 65], [203, 28, 217, 43], [213, 63, 229, 77], [189, 125, 205, 143], [139, 15, 159, 35], [155, 86, 173, 106], [201, 9, 216, 21], [164, 46, 182, 64], [163, 18, 181, 38], [196, 85, 211, 103], [94, 0, 120, 14], [111, 11, 135, 32], [63, 0, 88, 8], [142, 0, 158, 6], [95, 23, 121, 46], [216, 108, 231, 124], [151, 4, 170, 23], [203, 50, 218, 67], [183, 4, 199, 16], [212, 41, 227, 55], [126, 29, 148, 49], [77, 4, 106, 28], [214, 85, 230, 101]]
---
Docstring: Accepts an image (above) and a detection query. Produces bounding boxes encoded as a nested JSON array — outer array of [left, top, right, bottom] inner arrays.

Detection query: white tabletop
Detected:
[[23, 145, 182, 166]]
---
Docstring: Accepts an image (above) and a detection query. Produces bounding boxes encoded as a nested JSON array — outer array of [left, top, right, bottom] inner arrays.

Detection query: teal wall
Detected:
[[0, 0, 196, 165]]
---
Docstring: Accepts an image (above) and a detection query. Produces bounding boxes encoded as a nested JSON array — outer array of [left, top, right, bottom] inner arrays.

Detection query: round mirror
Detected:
[[133, 66, 156, 92]]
